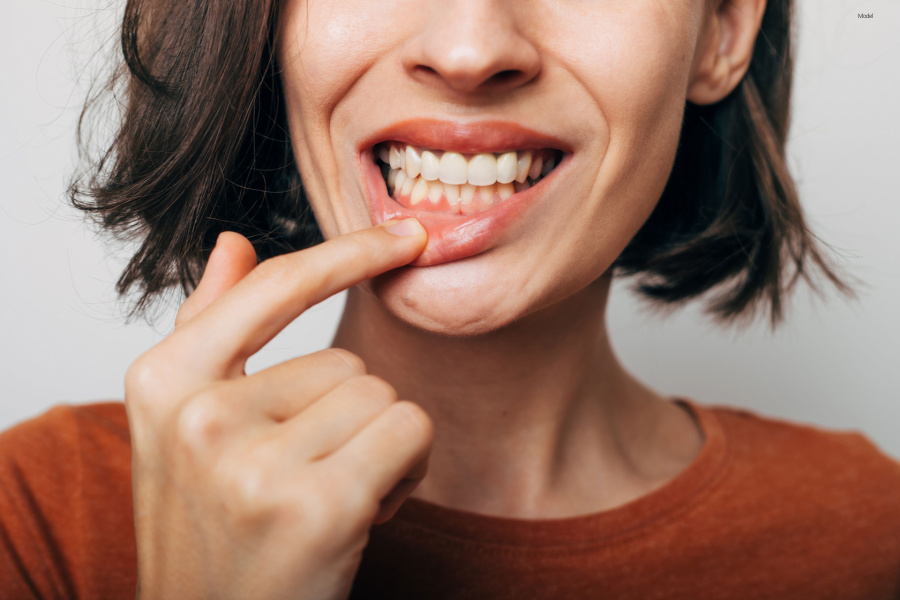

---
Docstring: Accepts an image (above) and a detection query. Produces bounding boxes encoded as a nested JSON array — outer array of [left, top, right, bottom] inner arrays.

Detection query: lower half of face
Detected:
[[278, 0, 703, 336]]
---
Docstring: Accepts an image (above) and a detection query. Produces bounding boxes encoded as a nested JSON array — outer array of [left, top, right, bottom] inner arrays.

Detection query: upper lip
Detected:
[[358, 118, 573, 155]]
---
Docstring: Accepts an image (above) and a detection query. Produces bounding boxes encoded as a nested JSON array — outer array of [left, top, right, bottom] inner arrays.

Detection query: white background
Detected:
[[2, 0, 898, 457]]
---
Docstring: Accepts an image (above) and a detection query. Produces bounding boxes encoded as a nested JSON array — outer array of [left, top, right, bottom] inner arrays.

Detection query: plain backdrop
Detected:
[[2, 0, 898, 458]]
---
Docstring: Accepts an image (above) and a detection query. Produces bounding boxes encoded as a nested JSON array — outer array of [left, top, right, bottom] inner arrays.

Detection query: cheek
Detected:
[[277, 2, 396, 120], [276, 1, 398, 236], [525, 5, 700, 302]]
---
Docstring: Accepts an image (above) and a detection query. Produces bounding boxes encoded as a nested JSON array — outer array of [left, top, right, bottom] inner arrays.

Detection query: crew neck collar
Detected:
[[385, 399, 730, 547]]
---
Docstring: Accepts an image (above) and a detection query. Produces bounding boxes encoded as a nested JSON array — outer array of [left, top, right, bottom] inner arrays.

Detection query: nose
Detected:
[[401, 0, 542, 96]]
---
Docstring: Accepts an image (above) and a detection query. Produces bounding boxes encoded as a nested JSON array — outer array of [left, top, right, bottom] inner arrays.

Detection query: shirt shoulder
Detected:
[[0, 403, 136, 598], [703, 404, 900, 555], [709, 403, 900, 488]]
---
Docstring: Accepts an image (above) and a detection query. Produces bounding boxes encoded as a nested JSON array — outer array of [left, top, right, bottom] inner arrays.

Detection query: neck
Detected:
[[332, 276, 702, 518]]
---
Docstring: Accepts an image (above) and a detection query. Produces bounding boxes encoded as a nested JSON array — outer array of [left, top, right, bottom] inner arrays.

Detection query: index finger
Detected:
[[175, 219, 426, 376]]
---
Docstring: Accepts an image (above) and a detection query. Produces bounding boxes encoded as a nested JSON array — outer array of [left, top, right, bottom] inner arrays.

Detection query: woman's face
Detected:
[[277, 0, 712, 336]]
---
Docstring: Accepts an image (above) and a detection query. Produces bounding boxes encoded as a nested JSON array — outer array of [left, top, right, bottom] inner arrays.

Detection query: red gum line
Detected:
[[391, 188, 505, 216]]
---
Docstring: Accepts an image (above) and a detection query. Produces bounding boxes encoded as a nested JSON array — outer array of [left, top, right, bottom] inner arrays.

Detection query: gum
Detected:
[[392, 188, 501, 215]]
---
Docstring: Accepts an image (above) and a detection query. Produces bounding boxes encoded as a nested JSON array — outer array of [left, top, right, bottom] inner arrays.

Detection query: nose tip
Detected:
[[402, 3, 541, 96]]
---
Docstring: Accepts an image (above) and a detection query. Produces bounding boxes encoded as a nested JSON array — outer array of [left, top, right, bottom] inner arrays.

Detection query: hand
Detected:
[[124, 219, 432, 600]]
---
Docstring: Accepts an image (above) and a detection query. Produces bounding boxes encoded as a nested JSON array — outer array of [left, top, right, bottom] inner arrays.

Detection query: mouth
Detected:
[[375, 143, 564, 216], [358, 120, 570, 266]]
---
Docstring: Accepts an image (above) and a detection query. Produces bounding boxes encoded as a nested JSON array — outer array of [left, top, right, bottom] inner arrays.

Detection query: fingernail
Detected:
[[384, 218, 424, 237]]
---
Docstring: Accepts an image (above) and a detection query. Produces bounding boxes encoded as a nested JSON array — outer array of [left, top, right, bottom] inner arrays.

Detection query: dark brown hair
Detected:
[[71, 0, 850, 326]]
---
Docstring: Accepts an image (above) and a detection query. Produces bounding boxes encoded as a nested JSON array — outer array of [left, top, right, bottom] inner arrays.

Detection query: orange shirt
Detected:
[[1, 400, 899, 599]]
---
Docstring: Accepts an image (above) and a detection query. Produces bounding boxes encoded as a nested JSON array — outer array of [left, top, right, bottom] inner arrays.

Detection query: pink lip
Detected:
[[357, 119, 571, 266]]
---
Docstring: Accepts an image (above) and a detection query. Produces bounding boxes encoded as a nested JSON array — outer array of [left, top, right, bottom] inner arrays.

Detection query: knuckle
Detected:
[[254, 254, 300, 284], [296, 488, 344, 541], [322, 348, 367, 376], [124, 353, 163, 397], [174, 390, 230, 455], [389, 401, 434, 441], [221, 463, 274, 522]]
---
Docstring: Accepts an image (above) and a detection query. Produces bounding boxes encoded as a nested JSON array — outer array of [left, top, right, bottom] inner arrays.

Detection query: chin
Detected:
[[366, 258, 538, 337]]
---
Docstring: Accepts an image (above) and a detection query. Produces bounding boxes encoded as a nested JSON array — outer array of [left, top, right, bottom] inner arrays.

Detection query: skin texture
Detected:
[[126, 0, 766, 598], [276, 0, 765, 515]]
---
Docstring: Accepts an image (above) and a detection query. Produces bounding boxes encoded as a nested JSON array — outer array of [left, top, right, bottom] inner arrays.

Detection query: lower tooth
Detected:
[[394, 170, 408, 195], [514, 180, 531, 193], [410, 178, 429, 205], [460, 184, 476, 205], [479, 184, 496, 205], [428, 181, 444, 204], [387, 168, 399, 191], [444, 183, 460, 205], [497, 182, 514, 201], [400, 174, 415, 197]]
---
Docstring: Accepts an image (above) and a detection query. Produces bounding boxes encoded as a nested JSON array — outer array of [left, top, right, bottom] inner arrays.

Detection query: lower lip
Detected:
[[360, 151, 562, 266]]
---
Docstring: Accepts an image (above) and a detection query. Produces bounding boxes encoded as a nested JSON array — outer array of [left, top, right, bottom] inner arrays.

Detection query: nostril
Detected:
[[490, 70, 521, 86], [414, 65, 439, 78]]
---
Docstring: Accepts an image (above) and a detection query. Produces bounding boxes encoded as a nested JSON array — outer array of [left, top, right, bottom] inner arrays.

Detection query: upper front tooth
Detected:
[[496, 152, 517, 185], [439, 152, 468, 185], [405, 146, 421, 178], [467, 153, 498, 186], [421, 150, 441, 180]]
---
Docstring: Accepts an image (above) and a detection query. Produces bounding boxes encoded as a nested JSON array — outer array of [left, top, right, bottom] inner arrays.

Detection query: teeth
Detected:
[[400, 172, 415, 197], [405, 146, 421, 178], [516, 151, 532, 183], [496, 152, 517, 185], [389, 146, 401, 169], [410, 177, 429, 205], [439, 152, 468, 185], [394, 170, 407, 192], [479, 184, 496, 204], [381, 143, 561, 211], [468, 153, 498, 186], [460, 183, 476, 205], [421, 150, 441, 181], [427, 180, 444, 204], [528, 155, 543, 180], [444, 183, 460, 205]]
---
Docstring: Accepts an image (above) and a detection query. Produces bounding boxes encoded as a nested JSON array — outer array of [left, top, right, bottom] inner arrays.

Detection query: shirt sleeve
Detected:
[[0, 403, 137, 599]]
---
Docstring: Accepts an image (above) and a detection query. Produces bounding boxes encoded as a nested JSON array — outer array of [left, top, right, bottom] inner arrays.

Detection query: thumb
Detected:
[[174, 232, 258, 328]]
